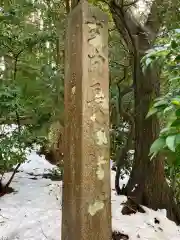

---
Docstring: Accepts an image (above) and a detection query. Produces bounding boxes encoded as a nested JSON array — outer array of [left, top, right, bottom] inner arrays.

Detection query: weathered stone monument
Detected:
[[62, 1, 111, 239]]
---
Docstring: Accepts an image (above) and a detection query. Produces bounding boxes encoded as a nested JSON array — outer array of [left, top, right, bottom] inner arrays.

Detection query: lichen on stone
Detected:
[[96, 156, 106, 180], [96, 129, 108, 145], [88, 200, 104, 216]]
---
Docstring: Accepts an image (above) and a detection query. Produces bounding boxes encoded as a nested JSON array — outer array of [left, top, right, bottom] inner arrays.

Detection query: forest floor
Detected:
[[0, 151, 180, 240]]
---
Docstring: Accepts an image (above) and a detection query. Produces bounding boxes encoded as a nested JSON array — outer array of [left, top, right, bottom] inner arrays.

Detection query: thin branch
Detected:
[[117, 67, 128, 85], [1, 42, 13, 54], [0, 172, 5, 181], [110, 0, 137, 52], [0, 213, 9, 219], [41, 227, 48, 239], [41, 226, 55, 240], [0, 115, 33, 125], [4, 163, 21, 189], [4, 111, 22, 189], [4, 50, 24, 189], [110, 60, 129, 68]]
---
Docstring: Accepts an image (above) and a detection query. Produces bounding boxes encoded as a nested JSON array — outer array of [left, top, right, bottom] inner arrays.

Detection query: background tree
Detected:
[[0, 0, 66, 190], [109, 0, 180, 223], [142, 29, 180, 203]]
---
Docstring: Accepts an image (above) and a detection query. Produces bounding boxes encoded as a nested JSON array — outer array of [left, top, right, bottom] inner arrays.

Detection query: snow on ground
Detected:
[[0, 152, 180, 240], [0, 152, 61, 240]]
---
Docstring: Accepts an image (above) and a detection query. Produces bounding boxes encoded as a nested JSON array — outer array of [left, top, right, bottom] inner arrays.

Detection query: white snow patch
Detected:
[[19, 151, 57, 175], [112, 190, 180, 239], [0, 152, 180, 240]]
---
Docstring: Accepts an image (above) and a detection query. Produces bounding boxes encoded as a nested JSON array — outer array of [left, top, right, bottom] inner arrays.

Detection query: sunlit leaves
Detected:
[[171, 98, 180, 106]]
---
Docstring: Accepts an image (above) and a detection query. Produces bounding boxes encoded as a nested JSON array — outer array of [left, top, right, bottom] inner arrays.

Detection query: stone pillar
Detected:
[[62, 1, 111, 239]]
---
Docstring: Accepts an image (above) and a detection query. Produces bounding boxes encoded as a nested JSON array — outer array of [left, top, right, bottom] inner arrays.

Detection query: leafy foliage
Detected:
[[0, 0, 65, 182], [0, 125, 27, 176], [142, 29, 180, 198]]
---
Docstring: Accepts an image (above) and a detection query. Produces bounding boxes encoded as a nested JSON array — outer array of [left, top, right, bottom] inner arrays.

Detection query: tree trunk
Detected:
[[123, 46, 180, 224], [110, 0, 180, 224], [115, 125, 133, 195]]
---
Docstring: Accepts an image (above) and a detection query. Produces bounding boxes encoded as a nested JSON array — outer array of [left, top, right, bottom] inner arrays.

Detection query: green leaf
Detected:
[[171, 98, 180, 106], [175, 109, 180, 117], [160, 127, 179, 137], [171, 40, 178, 49], [149, 137, 166, 156], [160, 127, 169, 134], [175, 55, 180, 62], [171, 118, 180, 127], [145, 58, 152, 67], [164, 105, 174, 114], [166, 112, 177, 127], [160, 127, 172, 136], [166, 135, 176, 152], [146, 107, 158, 118], [153, 99, 168, 108], [169, 76, 180, 82], [175, 134, 180, 146]]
